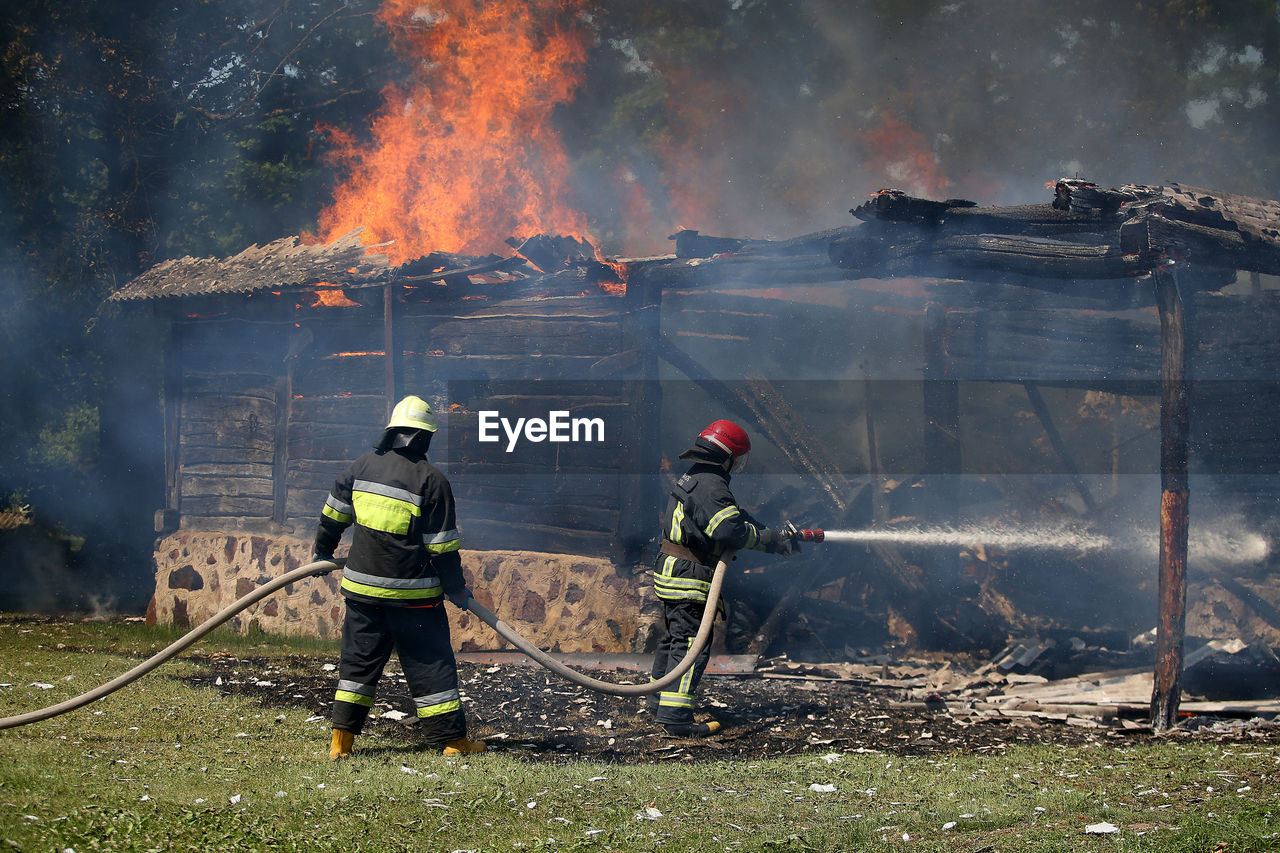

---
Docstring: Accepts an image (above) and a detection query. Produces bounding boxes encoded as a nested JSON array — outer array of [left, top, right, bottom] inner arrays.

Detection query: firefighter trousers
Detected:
[[648, 598, 714, 726], [332, 598, 466, 747]]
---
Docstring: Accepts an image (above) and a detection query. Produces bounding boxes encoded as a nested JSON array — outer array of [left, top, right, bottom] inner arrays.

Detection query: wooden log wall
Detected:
[[166, 281, 650, 558], [393, 292, 641, 557], [940, 307, 1161, 384], [936, 289, 1280, 483], [176, 313, 293, 528], [278, 303, 386, 530], [1186, 291, 1280, 482], [168, 287, 648, 559], [398, 296, 629, 381]]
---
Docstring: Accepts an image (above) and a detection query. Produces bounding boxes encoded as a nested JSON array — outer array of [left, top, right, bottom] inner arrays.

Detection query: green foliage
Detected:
[[4, 490, 31, 518], [30, 400, 98, 472], [0, 0, 393, 548]]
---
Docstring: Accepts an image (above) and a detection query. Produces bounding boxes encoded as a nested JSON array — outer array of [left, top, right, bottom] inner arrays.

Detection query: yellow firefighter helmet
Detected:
[[385, 395, 438, 433]]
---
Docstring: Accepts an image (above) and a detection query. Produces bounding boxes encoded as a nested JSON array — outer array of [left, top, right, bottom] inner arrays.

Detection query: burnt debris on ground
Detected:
[[181, 648, 1280, 764]]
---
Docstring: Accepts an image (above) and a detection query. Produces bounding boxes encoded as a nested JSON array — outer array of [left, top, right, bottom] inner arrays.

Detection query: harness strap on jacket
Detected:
[[660, 539, 714, 567]]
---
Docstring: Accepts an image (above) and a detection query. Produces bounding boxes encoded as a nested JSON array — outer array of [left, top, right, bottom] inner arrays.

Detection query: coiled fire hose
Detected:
[[0, 552, 731, 729]]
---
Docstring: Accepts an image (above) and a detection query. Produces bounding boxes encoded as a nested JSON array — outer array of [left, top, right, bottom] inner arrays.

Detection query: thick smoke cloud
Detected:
[[562, 1, 1280, 252], [4, 0, 1278, 624]]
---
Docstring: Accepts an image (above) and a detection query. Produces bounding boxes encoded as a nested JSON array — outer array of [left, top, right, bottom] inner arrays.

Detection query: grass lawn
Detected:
[[1, 616, 1278, 852]]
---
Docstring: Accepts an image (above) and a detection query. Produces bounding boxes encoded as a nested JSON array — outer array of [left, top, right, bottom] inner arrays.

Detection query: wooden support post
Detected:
[[1151, 265, 1190, 732], [383, 284, 401, 417], [272, 302, 298, 529], [272, 358, 293, 527], [614, 272, 664, 564], [919, 302, 969, 647], [161, 323, 184, 524], [863, 363, 887, 524], [922, 303, 961, 501]]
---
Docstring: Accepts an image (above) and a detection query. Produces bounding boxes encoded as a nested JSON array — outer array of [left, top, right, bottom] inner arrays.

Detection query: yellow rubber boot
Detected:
[[662, 719, 721, 737], [329, 729, 354, 760], [441, 736, 487, 756]]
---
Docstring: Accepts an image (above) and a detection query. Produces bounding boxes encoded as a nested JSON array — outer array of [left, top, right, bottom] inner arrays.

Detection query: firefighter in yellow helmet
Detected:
[[313, 395, 485, 759], [648, 420, 798, 737]]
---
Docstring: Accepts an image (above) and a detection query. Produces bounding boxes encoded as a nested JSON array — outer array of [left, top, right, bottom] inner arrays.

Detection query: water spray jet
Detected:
[[818, 524, 1113, 552], [814, 521, 1270, 565]]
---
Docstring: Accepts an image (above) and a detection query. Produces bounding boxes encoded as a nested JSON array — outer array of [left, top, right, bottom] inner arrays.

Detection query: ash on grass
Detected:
[[186, 657, 1280, 764]]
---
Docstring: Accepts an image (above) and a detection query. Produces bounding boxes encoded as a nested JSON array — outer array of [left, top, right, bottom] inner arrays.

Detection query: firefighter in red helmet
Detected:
[[648, 420, 798, 736]]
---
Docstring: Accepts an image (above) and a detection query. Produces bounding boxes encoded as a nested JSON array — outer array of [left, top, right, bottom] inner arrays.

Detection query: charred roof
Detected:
[[108, 229, 394, 303]]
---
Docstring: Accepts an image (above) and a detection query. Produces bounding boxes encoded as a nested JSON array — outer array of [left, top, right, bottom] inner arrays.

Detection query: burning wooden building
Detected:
[[111, 180, 1280, 711], [109, 229, 663, 651]]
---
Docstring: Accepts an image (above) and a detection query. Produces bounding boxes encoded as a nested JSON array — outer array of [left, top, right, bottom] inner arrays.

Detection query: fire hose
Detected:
[[0, 552, 735, 729], [1, 523, 826, 729]]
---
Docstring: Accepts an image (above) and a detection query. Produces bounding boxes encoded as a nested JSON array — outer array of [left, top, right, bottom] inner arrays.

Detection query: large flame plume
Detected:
[[317, 0, 594, 264]]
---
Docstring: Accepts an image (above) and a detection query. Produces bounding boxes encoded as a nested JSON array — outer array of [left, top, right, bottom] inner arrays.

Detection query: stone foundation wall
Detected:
[[148, 531, 659, 652]]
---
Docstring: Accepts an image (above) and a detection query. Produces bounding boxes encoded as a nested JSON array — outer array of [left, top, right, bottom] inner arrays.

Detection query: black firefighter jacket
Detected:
[[314, 446, 464, 606], [654, 462, 772, 604]]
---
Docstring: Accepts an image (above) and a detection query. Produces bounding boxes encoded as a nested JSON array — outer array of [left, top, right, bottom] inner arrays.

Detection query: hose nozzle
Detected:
[[783, 520, 825, 543]]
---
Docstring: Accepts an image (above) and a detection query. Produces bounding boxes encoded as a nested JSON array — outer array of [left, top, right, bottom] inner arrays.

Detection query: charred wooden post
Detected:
[[383, 284, 401, 417], [1151, 265, 1190, 732], [614, 271, 664, 564], [923, 303, 960, 502], [855, 359, 933, 636], [158, 324, 184, 533], [272, 358, 293, 527], [920, 301, 968, 646], [863, 363, 887, 524]]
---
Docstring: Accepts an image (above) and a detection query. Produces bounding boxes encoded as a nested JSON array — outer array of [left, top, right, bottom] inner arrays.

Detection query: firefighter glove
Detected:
[[311, 552, 337, 571], [760, 528, 799, 556], [447, 586, 473, 610]]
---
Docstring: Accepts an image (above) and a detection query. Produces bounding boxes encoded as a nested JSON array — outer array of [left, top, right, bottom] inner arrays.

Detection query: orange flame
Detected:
[[311, 288, 360, 308], [317, 0, 594, 264], [862, 113, 950, 199]]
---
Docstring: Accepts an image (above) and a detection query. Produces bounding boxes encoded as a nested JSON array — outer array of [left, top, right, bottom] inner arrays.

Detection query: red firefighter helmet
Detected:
[[697, 420, 751, 458]]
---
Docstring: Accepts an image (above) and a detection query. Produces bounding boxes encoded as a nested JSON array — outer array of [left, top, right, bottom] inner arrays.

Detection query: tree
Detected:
[[0, 0, 394, 607]]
